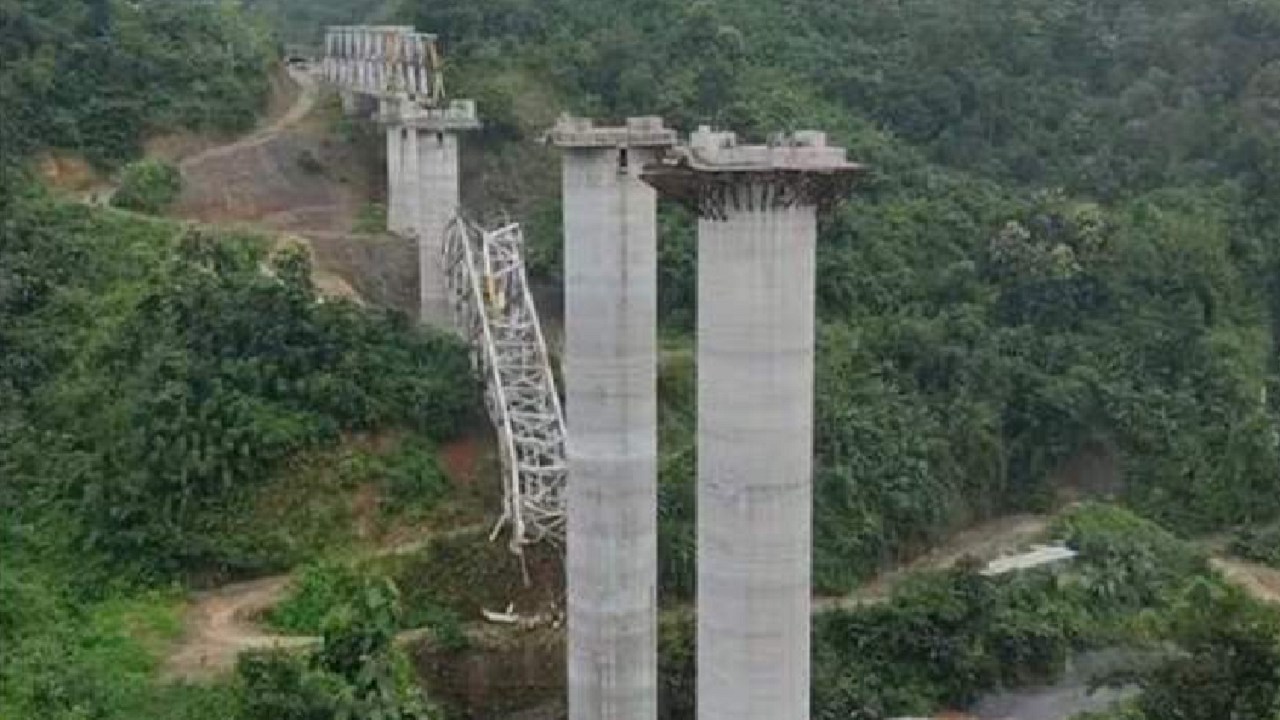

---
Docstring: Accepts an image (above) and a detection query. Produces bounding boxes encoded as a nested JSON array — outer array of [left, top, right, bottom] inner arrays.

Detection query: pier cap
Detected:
[[642, 126, 867, 218], [381, 99, 482, 131], [546, 115, 677, 148]]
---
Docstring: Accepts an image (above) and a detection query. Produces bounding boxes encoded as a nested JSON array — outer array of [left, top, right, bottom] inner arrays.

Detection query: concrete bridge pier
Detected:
[[403, 101, 479, 326], [380, 100, 479, 326], [386, 123, 407, 234], [549, 116, 676, 720], [643, 127, 862, 720]]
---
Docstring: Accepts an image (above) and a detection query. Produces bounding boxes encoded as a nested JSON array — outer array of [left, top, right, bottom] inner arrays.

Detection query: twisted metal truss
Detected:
[[444, 218, 567, 552]]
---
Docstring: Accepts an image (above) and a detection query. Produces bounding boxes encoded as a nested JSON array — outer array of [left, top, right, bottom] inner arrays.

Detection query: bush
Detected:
[[1119, 584, 1280, 720], [268, 560, 469, 651], [376, 442, 452, 514], [111, 160, 182, 214], [241, 576, 443, 720], [1052, 503, 1209, 626], [267, 561, 364, 635]]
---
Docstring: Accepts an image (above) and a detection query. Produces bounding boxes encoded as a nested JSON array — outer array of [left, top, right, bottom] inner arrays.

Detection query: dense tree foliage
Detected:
[[5, 0, 1280, 716], [0, 0, 275, 169], [399, 0, 1280, 591], [411, 0, 1280, 197], [0, 195, 473, 718], [111, 160, 183, 214], [1082, 583, 1280, 720], [651, 504, 1229, 719], [2, 197, 471, 578], [243, 0, 396, 47]]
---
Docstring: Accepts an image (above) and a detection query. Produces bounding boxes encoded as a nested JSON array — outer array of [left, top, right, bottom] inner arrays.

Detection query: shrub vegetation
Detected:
[[111, 160, 181, 214]]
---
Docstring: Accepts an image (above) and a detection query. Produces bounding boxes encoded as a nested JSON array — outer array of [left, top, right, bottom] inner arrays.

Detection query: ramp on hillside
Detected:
[[444, 219, 567, 555]]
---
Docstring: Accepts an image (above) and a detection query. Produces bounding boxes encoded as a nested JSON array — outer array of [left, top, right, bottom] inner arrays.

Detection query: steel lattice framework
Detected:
[[444, 218, 567, 551], [323, 26, 444, 103]]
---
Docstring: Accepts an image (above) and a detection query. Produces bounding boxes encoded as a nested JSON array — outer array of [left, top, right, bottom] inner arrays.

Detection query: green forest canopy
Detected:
[[4, 0, 1280, 718], [402, 0, 1280, 592]]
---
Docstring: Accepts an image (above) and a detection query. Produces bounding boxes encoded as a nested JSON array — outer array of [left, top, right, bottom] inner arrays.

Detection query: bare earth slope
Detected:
[[170, 64, 418, 313]]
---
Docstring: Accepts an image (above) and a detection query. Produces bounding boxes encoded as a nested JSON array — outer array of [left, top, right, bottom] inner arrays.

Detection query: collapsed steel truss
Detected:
[[444, 218, 567, 551]]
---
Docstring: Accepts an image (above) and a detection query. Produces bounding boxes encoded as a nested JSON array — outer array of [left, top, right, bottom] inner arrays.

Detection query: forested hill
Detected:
[[422, 0, 1280, 201], [2, 3, 471, 718], [0, 0, 273, 171], [3, 0, 1280, 718], [395, 0, 1280, 588]]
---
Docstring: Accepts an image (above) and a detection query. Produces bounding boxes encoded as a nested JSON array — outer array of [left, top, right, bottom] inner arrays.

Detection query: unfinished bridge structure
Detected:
[[323, 25, 480, 327], [326, 24, 868, 720], [322, 27, 566, 553]]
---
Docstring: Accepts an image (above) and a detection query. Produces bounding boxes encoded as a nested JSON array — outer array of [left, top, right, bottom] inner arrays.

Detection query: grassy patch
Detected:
[[84, 591, 186, 675]]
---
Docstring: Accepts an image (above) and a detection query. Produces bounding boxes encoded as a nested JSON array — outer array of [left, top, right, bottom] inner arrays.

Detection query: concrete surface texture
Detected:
[[380, 100, 479, 326], [387, 124, 407, 233], [697, 197, 817, 720], [643, 128, 861, 720], [552, 116, 675, 720], [414, 128, 459, 326]]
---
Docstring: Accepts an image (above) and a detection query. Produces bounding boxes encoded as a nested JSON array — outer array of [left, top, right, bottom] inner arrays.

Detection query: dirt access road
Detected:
[[162, 524, 485, 681], [163, 514, 1056, 681], [163, 576, 316, 680], [178, 63, 320, 171]]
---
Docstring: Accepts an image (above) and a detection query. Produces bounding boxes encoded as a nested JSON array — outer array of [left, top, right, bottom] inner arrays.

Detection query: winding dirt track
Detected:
[[164, 514, 1057, 681], [161, 507, 1280, 682], [179, 64, 319, 171], [163, 576, 317, 681]]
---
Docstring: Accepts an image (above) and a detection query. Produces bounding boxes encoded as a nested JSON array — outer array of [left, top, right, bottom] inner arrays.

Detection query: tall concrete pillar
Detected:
[[381, 100, 407, 234], [398, 100, 479, 326], [414, 128, 458, 324], [386, 127, 401, 231], [401, 127, 422, 241], [549, 117, 676, 720], [644, 128, 863, 720]]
